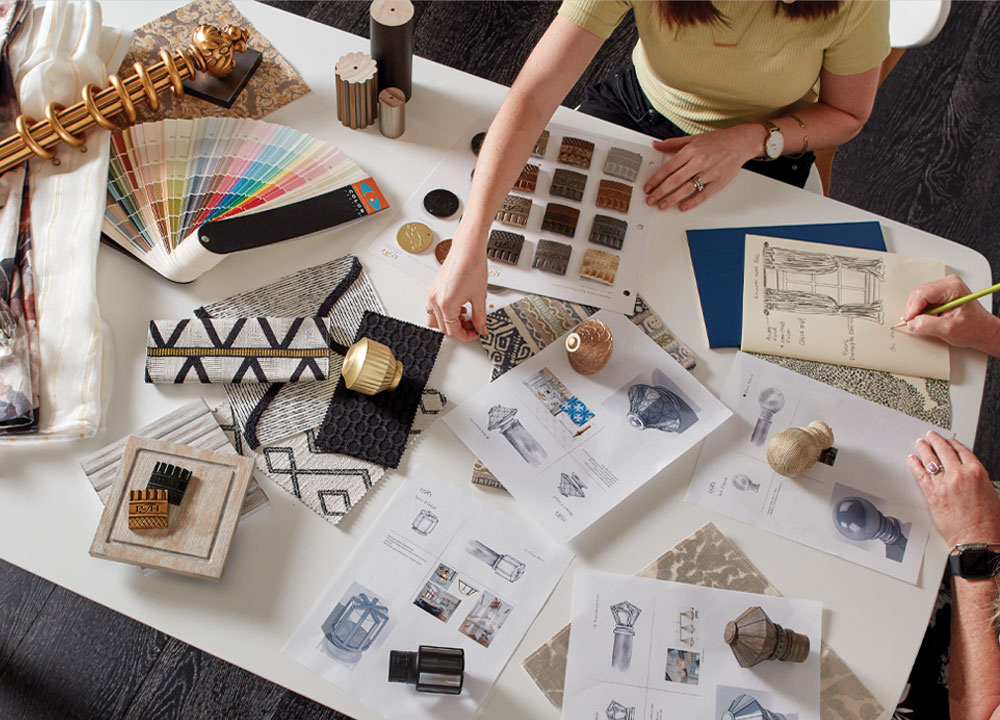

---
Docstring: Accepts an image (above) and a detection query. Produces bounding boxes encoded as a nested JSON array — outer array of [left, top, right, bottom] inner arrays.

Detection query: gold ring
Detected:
[[83, 83, 116, 130], [443, 317, 461, 325], [133, 62, 160, 111], [690, 175, 705, 193], [15, 114, 55, 160], [160, 49, 186, 98], [108, 74, 136, 122], [45, 103, 86, 147], [425, 307, 434, 315]]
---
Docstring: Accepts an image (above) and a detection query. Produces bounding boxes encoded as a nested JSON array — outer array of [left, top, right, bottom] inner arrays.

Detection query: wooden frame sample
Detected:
[[89, 436, 254, 580]]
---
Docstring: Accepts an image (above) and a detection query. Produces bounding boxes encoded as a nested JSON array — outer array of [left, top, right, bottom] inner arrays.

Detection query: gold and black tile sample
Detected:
[[596, 179, 632, 213], [513, 163, 539, 193], [541, 203, 580, 237], [487, 230, 525, 265], [549, 169, 587, 201], [604, 147, 643, 182], [532, 239, 572, 275], [495, 194, 532, 227], [580, 248, 620, 285], [588, 215, 628, 250], [558, 137, 595, 169]]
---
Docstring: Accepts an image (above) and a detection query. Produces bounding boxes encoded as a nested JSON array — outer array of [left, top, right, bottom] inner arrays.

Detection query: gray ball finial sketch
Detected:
[[751, 387, 785, 446], [731, 474, 760, 493]]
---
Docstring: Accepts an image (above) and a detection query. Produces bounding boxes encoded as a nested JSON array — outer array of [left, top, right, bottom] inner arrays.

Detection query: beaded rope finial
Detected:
[[0, 24, 249, 175]]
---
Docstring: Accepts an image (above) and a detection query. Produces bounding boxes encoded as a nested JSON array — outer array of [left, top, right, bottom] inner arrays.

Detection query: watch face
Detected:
[[958, 547, 1000, 578], [765, 131, 784, 159]]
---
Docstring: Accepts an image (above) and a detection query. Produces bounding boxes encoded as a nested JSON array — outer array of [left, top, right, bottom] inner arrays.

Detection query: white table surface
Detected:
[[1, 3, 991, 719]]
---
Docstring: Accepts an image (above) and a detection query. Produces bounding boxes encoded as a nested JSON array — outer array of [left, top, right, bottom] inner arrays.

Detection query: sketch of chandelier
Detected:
[[762, 242, 885, 324]]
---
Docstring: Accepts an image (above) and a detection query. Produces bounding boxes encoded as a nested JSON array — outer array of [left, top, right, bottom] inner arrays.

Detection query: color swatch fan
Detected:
[[103, 117, 388, 282]]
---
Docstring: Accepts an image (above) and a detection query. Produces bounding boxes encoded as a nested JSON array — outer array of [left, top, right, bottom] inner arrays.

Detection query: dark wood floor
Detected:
[[3, 2, 997, 718]]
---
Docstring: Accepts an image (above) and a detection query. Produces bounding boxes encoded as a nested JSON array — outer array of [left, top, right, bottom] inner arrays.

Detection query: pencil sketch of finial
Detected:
[[731, 474, 760, 493], [610, 600, 642, 670], [487, 404, 547, 466], [558, 471, 587, 498], [752, 387, 785, 446], [762, 242, 885, 324]]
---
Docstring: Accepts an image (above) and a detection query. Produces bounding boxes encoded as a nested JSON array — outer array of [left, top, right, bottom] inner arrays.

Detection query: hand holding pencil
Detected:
[[899, 274, 1000, 359]]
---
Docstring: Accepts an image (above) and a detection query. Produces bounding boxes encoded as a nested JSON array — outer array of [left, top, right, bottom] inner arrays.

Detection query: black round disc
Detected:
[[470, 131, 487, 155], [423, 189, 460, 218]]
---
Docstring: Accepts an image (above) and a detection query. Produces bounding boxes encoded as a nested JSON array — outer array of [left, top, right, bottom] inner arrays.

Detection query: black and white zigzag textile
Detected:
[[145, 317, 331, 384]]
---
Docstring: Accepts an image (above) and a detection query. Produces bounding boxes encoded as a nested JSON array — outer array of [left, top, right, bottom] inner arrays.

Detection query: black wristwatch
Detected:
[[948, 543, 1000, 578]]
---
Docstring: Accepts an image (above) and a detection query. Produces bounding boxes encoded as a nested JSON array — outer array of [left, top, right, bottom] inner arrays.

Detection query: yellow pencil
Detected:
[[892, 281, 1000, 329]]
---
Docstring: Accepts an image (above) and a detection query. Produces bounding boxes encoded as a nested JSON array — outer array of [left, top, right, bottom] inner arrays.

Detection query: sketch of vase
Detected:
[[466, 539, 525, 582], [610, 600, 641, 670], [558, 471, 587, 498], [762, 242, 885, 325], [721, 693, 793, 720], [751, 387, 785, 446], [731, 474, 760, 493], [833, 495, 908, 562], [626, 382, 697, 434], [487, 404, 547, 466], [412, 509, 438, 535], [321, 592, 390, 663]]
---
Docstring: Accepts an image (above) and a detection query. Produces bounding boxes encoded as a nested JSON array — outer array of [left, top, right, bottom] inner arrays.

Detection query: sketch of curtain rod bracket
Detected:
[[465, 539, 525, 582]]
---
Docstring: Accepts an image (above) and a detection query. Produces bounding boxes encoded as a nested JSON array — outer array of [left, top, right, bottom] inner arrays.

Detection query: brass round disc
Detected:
[[396, 221, 433, 253], [434, 239, 452, 264]]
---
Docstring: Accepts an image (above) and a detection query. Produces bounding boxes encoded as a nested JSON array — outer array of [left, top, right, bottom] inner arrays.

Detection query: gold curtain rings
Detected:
[[14, 114, 54, 160], [82, 83, 117, 130], [108, 74, 136, 122], [133, 62, 160, 111], [159, 49, 186, 98]]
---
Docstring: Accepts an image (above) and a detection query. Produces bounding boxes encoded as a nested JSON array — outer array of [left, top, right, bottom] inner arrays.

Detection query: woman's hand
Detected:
[[901, 274, 1000, 356], [909, 431, 1000, 548], [426, 235, 488, 341], [645, 124, 762, 212]]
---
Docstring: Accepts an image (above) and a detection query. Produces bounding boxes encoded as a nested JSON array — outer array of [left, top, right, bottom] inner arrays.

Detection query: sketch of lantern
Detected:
[[762, 242, 885, 324], [610, 600, 642, 670], [558, 471, 587, 498], [466, 539, 525, 582], [321, 592, 389, 663], [721, 693, 791, 720], [731, 474, 760, 493], [833, 495, 908, 562], [606, 700, 636, 720], [487, 404, 547, 466], [412, 509, 438, 535], [751, 387, 785, 446]]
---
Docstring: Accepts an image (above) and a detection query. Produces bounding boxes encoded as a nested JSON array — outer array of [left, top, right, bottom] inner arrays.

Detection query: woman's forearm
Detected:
[[949, 576, 1000, 720]]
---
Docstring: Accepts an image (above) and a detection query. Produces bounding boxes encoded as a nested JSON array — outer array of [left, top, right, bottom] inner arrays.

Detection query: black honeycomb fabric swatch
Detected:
[[315, 312, 443, 468]]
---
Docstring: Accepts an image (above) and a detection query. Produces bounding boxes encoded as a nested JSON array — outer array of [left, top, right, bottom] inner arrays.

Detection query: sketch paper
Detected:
[[367, 115, 662, 313], [685, 352, 938, 584], [563, 569, 822, 720], [741, 234, 950, 379], [443, 311, 731, 542], [283, 465, 573, 720]]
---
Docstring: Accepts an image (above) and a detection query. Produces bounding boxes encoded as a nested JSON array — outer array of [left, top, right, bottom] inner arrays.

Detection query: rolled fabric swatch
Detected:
[[146, 317, 330, 384]]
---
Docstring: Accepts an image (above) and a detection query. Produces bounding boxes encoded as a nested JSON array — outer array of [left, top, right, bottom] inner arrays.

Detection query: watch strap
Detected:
[[949, 542, 1000, 578]]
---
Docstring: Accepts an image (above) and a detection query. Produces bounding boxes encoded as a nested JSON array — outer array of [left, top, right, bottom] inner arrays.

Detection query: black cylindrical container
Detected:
[[388, 645, 464, 695], [370, 0, 415, 100]]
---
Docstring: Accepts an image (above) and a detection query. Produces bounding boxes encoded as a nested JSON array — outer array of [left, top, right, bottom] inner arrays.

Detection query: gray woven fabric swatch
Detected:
[[197, 256, 382, 447]]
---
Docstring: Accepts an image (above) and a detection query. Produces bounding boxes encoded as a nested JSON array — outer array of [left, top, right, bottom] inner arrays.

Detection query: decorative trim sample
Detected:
[[604, 147, 643, 182], [145, 317, 330, 384], [596, 179, 632, 213], [513, 163, 539, 193], [532, 239, 572, 275], [589, 215, 628, 250], [541, 203, 580, 238], [147, 462, 192, 505], [549, 169, 587, 201], [531, 130, 550, 158], [487, 230, 525, 265], [128, 489, 169, 530], [558, 137, 594, 169], [580, 248, 620, 285], [80, 398, 269, 520], [314, 312, 443, 468], [89, 436, 254, 580], [495, 195, 532, 228]]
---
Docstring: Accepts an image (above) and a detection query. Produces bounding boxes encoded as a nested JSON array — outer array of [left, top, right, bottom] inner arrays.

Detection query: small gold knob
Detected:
[[342, 338, 403, 395]]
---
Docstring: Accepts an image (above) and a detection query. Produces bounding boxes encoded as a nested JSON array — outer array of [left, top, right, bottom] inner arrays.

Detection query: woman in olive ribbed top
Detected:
[[426, 1, 889, 341]]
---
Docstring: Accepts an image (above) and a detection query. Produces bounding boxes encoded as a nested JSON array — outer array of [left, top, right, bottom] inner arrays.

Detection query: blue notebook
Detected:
[[687, 222, 886, 348]]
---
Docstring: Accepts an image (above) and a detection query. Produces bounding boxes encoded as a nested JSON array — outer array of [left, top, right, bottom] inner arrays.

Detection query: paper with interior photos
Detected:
[[563, 569, 821, 720], [740, 234, 950, 379], [282, 465, 572, 720], [444, 310, 731, 542]]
